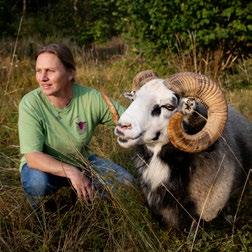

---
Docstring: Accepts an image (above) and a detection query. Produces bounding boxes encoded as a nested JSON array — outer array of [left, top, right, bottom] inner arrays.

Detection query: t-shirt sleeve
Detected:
[[18, 97, 45, 154], [95, 90, 125, 127]]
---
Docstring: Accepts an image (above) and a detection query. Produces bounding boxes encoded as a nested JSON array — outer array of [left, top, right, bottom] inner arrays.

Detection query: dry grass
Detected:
[[0, 38, 251, 251], [227, 89, 252, 120]]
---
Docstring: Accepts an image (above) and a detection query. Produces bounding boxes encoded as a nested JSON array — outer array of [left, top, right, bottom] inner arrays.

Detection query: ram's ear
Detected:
[[123, 91, 136, 101]]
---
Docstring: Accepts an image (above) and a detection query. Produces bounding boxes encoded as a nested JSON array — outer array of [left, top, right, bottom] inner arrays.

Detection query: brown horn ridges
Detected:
[[132, 70, 158, 90], [164, 72, 228, 153]]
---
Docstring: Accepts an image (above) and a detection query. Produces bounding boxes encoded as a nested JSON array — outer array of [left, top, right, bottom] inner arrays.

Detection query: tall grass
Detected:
[[0, 37, 251, 251]]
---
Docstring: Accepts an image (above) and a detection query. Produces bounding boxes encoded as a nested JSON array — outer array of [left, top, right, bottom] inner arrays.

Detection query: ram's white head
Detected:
[[114, 70, 228, 153], [115, 78, 179, 148]]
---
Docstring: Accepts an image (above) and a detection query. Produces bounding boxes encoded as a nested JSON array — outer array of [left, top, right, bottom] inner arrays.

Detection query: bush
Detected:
[[116, 0, 251, 57], [1, 0, 251, 59]]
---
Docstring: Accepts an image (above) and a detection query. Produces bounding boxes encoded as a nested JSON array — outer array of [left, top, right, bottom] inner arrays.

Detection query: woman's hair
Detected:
[[36, 43, 76, 71]]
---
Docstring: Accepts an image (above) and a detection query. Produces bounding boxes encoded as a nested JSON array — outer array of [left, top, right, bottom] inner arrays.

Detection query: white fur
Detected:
[[143, 144, 170, 191]]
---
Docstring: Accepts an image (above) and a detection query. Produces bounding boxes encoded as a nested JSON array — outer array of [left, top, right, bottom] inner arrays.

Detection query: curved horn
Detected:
[[164, 72, 227, 153], [101, 90, 119, 124], [132, 70, 158, 90]]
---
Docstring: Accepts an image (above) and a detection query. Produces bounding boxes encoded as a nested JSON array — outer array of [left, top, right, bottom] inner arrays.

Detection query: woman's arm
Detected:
[[25, 152, 94, 201]]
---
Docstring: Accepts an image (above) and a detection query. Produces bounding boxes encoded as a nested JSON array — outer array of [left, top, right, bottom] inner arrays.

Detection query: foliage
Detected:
[[0, 0, 20, 37], [19, 0, 122, 45], [1, 0, 251, 59], [116, 0, 252, 57]]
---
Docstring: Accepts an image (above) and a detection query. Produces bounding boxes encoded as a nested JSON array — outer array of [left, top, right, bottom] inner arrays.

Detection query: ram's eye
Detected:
[[151, 104, 161, 116], [161, 104, 176, 111]]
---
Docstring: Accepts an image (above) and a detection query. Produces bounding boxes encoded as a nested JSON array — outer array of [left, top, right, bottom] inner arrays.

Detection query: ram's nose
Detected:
[[115, 122, 132, 136], [117, 122, 132, 130]]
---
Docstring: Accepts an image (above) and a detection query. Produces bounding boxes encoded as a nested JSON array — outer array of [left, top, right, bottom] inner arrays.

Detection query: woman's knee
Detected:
[[88, 155, 134, 184], [21, 164, 55, 197]]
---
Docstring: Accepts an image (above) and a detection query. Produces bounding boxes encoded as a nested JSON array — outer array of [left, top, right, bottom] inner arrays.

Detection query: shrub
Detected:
[[116, 0, 251, 57]]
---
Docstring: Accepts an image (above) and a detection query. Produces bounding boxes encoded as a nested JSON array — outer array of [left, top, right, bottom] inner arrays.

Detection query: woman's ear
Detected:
[[68, 69, 76, 82]]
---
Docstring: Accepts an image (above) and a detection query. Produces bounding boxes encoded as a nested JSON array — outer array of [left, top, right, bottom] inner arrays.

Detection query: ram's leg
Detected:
[[159, 207, 180, 229], [158, 200, 198, 232]]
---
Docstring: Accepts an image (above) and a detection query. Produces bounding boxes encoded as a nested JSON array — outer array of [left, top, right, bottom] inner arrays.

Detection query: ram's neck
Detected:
[[143, 144, 171, 191]]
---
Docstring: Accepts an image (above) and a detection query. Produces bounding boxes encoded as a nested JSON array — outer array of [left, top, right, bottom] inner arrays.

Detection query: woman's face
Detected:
[[35, 52, 74, 97]]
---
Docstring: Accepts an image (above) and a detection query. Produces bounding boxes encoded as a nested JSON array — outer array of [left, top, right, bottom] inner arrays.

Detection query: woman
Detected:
[[18, 43, 133, 208]]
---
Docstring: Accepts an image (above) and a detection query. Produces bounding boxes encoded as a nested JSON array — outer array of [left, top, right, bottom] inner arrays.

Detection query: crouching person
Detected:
[[18, 43, 133, 209]]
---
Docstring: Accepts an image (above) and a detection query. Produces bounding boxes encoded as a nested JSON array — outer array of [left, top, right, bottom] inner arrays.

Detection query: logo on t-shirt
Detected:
[[76, 121, 87, 134]]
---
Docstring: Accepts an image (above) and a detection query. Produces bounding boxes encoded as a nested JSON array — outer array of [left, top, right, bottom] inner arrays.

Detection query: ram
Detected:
[[114, 71, 252, 230]]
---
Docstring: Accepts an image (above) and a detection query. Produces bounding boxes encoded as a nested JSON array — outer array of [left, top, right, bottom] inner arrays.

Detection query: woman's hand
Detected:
[[66, 166, 94, 201], [25, 152, 95, 201]]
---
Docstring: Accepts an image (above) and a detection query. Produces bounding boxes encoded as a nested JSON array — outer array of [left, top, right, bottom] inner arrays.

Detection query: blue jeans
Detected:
[[20, 155, 134, 208]]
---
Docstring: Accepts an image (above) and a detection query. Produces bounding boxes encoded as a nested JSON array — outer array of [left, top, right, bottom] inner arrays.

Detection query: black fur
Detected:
[[135, 144, 199, 230], [152, 131, 161, 141], [151, 104, 161, 116]]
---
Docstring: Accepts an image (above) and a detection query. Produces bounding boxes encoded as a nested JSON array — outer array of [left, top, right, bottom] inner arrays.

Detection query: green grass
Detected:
[[0, 38, 251, 251]]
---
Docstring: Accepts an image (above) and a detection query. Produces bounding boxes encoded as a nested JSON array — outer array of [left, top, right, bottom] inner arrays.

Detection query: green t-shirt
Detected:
[[18, 83, 125, 170]]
